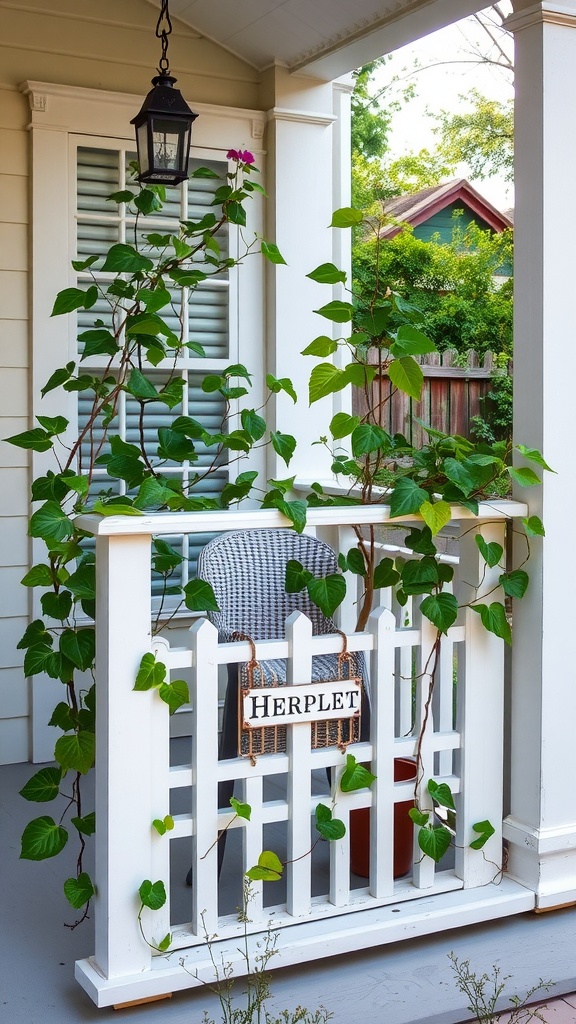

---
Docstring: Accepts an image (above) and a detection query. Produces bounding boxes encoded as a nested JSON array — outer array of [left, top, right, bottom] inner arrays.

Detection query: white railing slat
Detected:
[[411, 611, 439, 891], [455, 523, 506, 886], [370, 607, 397, 898], [190, 618, 220, 936], [286, 611, 314, 917], [243, 774, 265, 919]]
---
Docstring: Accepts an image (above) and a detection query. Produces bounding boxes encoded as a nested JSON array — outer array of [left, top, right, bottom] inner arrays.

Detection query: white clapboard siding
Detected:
[[73, 506, 535, 1008]]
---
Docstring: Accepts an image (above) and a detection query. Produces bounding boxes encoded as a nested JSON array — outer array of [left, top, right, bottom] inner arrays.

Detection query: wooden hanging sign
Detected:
[[242, 679, 362, 729], [235, 629, 363, 759]]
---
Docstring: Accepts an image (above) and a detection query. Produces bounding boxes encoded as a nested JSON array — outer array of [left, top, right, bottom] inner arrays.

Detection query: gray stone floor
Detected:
[[3, 759, 576, 1024]]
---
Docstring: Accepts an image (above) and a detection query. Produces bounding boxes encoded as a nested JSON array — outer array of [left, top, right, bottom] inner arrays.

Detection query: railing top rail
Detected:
[[75, 498, 528, 538]]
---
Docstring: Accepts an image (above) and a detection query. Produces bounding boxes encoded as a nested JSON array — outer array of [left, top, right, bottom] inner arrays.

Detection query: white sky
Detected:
[[374, 3, 514, 210]]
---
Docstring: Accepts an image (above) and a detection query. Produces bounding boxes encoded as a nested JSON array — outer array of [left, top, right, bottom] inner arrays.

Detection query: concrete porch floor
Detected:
[[3, 759, 576, 1024]]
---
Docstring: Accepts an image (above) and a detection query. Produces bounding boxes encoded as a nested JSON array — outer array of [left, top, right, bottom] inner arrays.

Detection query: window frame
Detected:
[[27, 81, 268, 565], [23, 81, 268, 758]]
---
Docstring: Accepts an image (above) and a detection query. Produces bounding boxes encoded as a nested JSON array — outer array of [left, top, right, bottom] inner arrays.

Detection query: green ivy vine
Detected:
[[6, 159, 550, 924]]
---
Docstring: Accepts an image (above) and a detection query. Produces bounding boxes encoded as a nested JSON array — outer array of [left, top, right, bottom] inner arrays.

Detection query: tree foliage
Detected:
[[354, 218, 513, 357], [434, 88, 513, 181], [351, 60, 393, 161], [350, 59, 425, 208]]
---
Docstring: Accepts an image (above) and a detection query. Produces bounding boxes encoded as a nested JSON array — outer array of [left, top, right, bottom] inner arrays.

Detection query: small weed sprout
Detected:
[[184, 879, 332, 1024], [449, 952, 551, 1023]]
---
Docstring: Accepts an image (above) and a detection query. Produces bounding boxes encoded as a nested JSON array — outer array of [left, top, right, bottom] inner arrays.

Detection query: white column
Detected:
[[504, 0, 576, 907], [456, 523, 505, 887], [27, 109, 76, 762], [94, 533, 156, 978], [331, 78, 355, 421], [264, 69, 347, 480]]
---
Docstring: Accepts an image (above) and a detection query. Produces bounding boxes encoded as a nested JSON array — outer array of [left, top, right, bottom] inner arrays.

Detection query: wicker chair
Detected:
[[186, 528, 369, 883]]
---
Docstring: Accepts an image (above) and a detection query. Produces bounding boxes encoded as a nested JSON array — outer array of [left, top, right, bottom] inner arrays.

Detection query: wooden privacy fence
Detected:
[[354, 349, 507, 445], [74, 504, 533, 1008]]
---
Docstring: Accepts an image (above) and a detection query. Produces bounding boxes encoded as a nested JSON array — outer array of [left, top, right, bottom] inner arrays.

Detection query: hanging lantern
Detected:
[[131, 0, 198, 185]]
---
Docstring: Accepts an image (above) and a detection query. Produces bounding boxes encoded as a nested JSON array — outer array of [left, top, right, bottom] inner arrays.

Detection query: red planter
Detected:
[[349, 757, 416, 879]]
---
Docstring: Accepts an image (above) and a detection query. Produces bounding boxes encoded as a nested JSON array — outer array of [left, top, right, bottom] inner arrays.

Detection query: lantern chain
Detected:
[[155, 0, 173, 75]]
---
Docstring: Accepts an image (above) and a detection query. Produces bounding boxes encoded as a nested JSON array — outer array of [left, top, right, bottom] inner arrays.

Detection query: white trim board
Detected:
[[75, 878, 534, 1008]]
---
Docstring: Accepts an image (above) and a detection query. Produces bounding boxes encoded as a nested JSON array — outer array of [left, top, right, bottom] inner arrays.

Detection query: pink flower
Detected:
[[226, 148, 255, 165]]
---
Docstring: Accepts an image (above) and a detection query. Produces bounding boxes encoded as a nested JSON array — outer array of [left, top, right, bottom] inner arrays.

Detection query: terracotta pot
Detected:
[[349, 757, 416, 879]]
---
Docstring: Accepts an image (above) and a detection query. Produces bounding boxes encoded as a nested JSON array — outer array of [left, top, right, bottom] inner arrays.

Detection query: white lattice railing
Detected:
[[74, 503, 535, 1007]]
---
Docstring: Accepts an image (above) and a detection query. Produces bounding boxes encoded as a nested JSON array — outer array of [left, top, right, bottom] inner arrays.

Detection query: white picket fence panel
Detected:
[[74, 503, 534, 1007]]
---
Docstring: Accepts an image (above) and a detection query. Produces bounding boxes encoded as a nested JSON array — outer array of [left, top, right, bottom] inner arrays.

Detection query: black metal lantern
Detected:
[[131, 1, 197, 185]]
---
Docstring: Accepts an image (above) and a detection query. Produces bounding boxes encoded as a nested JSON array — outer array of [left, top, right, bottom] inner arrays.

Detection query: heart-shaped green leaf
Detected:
[[389, 478, 429, 518], [246, 850, 283, 881], [152, 815, 173, 836], [522, 515, 545, 537], [59, 628, 95, 671], [507, 466, 541, 487], [20, 766, 62, 803], [345, 548, 366, 577], [306, 262, 347, 285], [388, 355, 424, 401], [230, 797, 251, 821], [285, 559, 313, 593], [71, 811, 95, 836], [21, 816, 68, 860], [158, 679, 190, 714], [307, 573, 346, 618], [409, 807, 429, 827], [315, 803, 346, 840], [391, 325, 436, 357], [420, 500, 452, 536], [428, 779, 455, 810], [261, 241, 286, 265], [134, 653, 166, 691], [417, 824, 452, 862], [313, 300, 354, 324], [340, 754, 376, 792], [139, 879, 167, 910], [51, 287, 95, 316], [271, 431, 297, 468], [308, 364, 348, 404], [329, 207, 363, 228], [499, 569, 529, 599], [330, 412, 359, 439], [6, 429, 53, 453], [183, 579, 219, 613], [514, 445, 554, 473], [373, 557, 400, 589], [470, 819, 496, 851], [101, 243, 153, 273], [301, 336, 339, 358], [475, 534, 503, 568], [54, 731, 95, 775], [29, 502, 74, 543], [420, 593, 458, 634], [64, 872, 95, 909], [471, 602, 512, 645]]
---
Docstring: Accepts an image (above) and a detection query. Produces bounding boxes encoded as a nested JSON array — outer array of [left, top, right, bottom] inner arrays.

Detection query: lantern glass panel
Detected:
[[151, 117, 181, 171], [152, 117, 190, 176], [137, 123, 150, 177]]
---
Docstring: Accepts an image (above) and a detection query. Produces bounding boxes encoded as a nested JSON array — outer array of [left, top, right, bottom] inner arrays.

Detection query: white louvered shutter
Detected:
[[75, 143, 231, 602]]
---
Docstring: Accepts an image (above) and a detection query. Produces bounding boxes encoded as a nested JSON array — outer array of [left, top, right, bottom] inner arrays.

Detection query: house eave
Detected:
[[381, 179, 514, 239]]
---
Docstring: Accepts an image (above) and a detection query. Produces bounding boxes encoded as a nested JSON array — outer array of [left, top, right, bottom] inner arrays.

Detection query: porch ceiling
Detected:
[[145, 0, 484, 80]]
